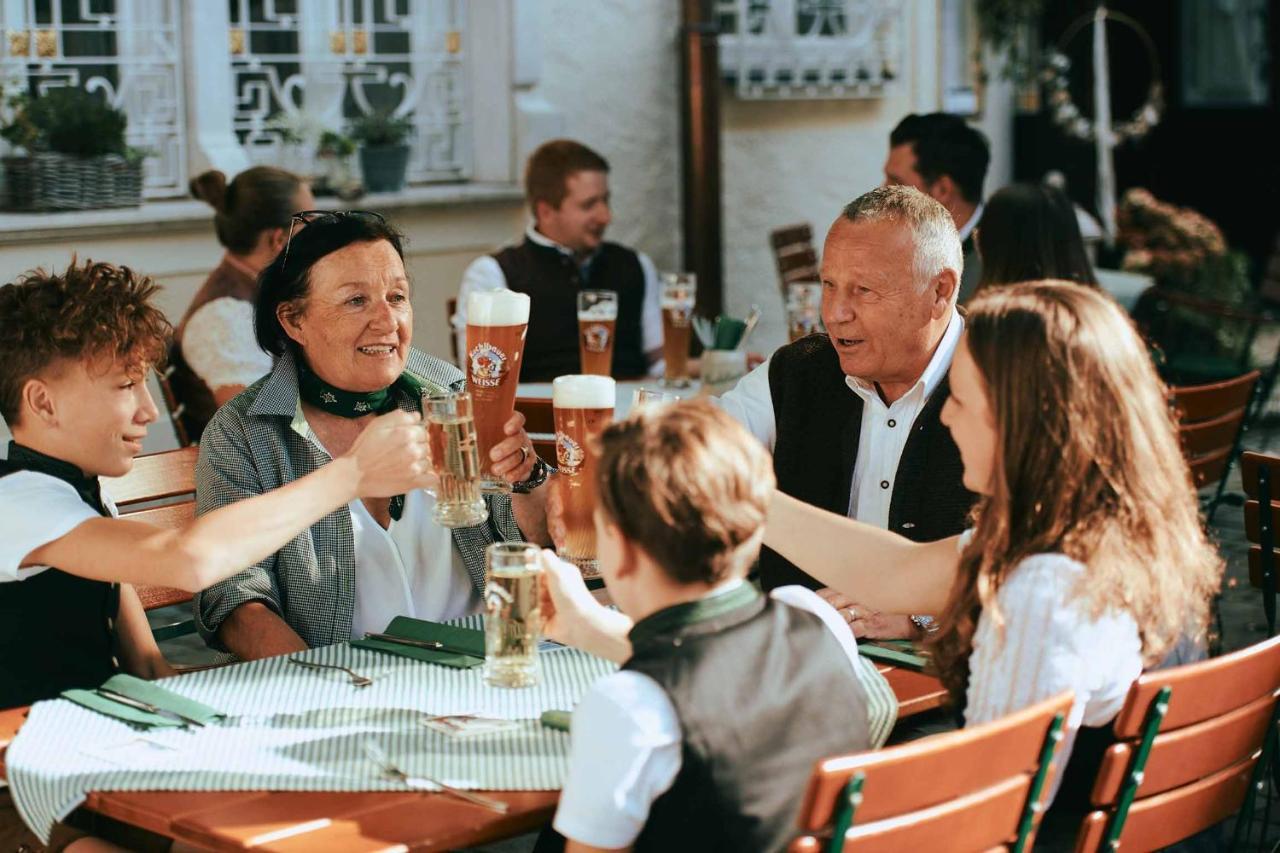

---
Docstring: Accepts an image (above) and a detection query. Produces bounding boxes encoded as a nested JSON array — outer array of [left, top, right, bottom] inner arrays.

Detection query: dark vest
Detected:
[[624, 583, 872, 853], [170, 257, 260, 442], [493, 237, 647, 381], [759, 334, 976, 590], [0, 443, 119, 707]]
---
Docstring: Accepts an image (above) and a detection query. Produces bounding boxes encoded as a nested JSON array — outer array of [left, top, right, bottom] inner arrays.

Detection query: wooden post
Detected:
[[679, 0, 723, 317]]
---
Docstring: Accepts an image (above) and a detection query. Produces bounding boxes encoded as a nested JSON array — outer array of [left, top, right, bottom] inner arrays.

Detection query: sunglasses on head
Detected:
[[280, 209, 388, 271]]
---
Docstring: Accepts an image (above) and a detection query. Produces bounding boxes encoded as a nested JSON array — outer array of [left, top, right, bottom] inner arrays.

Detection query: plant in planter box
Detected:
[[349, 111, 414, 193], [0, 88, 146, 211], [314, 130, 362, 199]]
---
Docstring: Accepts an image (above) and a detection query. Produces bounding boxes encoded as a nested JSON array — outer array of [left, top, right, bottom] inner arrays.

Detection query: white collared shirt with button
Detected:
[[717, 309, 964, 530]]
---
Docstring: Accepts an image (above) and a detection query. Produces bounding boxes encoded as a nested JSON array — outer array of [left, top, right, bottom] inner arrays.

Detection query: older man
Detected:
[[719, 186, 976, 640]]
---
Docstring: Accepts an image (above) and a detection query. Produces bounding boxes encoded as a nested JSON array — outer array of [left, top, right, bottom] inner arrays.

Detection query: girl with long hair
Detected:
[[765, 280, 1221, 806]]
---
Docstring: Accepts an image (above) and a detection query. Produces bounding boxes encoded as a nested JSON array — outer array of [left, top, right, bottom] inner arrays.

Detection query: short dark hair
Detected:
[[0, 259, 170, 425], [524, 139, 609, 212], [190, 166, 307, 254], [596, 401, 774, 585], [889, 113, 990, 204], [254, 214, 406, 357], [976, 183, 1098, 291]]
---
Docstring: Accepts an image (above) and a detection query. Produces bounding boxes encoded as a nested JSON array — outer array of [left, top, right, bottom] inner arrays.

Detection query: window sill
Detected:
[[0, 182, 523, 246]]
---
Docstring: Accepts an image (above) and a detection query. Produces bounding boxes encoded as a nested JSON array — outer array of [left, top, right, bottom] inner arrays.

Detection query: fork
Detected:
[[362, 741, 509, 813], [287, 656, 373, 687]]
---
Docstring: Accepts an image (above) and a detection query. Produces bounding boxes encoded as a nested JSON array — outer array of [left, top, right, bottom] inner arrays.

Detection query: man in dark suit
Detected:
[[719, 186, 977, 640], [884, 113, 990, 303]]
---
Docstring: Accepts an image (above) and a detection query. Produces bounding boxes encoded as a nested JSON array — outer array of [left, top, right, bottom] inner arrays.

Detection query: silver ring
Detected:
[[518, 446, 530, 465]]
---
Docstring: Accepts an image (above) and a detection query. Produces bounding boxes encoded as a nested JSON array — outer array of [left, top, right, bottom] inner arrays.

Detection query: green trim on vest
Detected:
[[627, 581, 761, 648]]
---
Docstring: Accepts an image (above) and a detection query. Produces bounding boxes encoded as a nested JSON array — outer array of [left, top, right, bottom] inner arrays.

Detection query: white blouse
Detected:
[[181, 297, 273, 391]]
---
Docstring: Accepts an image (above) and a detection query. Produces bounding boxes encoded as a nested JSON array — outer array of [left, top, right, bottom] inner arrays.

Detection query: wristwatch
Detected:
[[910, 614, 939, 636], [512, 456, 551, 494]]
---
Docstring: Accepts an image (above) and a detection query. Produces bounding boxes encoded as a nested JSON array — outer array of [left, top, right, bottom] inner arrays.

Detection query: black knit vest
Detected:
[[492, 237, 647, 381], [0, 443, 119, 707], [759, 334, 976, 590], [624, 584, 872, 852]]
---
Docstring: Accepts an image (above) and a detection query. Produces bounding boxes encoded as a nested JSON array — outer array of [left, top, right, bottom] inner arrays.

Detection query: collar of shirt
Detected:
[[957, 202, 984, 244], [526, 223, 600, 275], [844, 308, 965, 408]]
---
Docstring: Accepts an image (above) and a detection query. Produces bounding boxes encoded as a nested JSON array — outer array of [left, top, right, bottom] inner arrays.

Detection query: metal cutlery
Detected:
[[362, 632, 482, 658], [95, 687, 206, 728], [287, 656, 374, 687], [362, 740, 509, 813]]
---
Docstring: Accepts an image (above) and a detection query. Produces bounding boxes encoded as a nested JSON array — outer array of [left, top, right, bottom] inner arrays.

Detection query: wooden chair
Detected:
[[1169, 370, 1260, 522], [770, 223, 820, 298], [1242, 451, 1280, 636], [515, 397, 556, 463], [156, 364, 193, 448], [789, 691, 1072, 852], [1073, 634, 1280, 851], [102, 446, 199, 640]]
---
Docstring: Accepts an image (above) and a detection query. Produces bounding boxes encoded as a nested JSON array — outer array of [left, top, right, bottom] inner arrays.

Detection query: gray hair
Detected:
[[841, 186, 963, 293]]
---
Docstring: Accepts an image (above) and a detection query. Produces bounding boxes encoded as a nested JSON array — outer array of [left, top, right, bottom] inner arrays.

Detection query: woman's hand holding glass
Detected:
[[341, 409, 438, 497], [487, 410, 538, 485]]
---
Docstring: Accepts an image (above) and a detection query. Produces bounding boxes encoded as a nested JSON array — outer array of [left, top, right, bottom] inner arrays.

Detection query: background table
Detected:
[[0, 665, 944, 852]]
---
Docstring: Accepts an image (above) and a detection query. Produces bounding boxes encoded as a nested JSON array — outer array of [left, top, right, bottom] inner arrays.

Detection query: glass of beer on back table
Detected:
[[661, 273, 696, 388], [484, 542, 542, 688], [466, 290, 530, 493], [577, 290, 618, 376], [553, 375, 615, 580], [423, 391, 488, 528]]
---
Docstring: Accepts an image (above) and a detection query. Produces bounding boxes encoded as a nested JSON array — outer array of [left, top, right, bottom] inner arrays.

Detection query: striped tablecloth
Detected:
[[7, 617, 616, 844]]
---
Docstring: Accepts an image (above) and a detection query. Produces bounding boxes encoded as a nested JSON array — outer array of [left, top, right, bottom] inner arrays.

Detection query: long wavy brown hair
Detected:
[[925, 281, 1223, 702]]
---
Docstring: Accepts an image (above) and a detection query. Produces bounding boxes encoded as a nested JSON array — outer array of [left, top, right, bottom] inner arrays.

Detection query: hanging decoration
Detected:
[[1041, 49, 1164, 144]]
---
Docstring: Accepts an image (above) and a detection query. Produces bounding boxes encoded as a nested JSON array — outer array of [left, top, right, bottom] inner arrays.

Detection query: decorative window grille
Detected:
[[714, 0, 903, 99], [0, 0, 187, 197], [228, 0, 470, 182]]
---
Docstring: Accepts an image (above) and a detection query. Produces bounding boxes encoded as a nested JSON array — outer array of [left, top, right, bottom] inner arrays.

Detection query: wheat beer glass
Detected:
[[577, 290, 618, 376], [423, 391, 488, 528], [483, 542, 542, 688], [553, 375, 615, 580], [466, 290, 530, 493], [660, 273, 696, 388], [786, 282, 823, 342]]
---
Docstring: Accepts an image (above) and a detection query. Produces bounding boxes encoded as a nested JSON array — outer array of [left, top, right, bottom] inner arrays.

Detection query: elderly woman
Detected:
[[193, 211, 551, 660]]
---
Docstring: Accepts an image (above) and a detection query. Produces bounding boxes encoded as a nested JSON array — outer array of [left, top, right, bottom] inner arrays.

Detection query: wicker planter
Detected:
[[3, 152, 143, 211]]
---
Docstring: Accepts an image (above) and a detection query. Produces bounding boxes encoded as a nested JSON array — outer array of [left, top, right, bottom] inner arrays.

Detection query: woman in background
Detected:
[[976, 183, 1098, 292], [169, 167, 313, 440]]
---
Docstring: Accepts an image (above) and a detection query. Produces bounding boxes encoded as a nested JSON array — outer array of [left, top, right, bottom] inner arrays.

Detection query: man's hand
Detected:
[[816, 587, 920, 640], [538, 550, 633, 663]]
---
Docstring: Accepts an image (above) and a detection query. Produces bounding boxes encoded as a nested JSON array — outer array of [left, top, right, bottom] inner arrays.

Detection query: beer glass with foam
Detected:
[[577, 290, 618, 376], [786, 282, 823, 342], [660, 273, 696, 388], [466, 290, 530, 493], [423, 391, 488, 527], [484, 542, 542, 688], [552, 375, 616, 579]]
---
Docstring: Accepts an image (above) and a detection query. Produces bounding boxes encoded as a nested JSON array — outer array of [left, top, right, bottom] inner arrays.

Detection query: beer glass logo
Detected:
[[669, 304, 692, 328], [556, 432, 585, 473], [469, 343, 508, 388], [582, 323, 611, 353]]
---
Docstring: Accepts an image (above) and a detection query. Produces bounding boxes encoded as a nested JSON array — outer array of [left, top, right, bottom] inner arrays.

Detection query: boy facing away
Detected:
[[540, 401, 896, 852]]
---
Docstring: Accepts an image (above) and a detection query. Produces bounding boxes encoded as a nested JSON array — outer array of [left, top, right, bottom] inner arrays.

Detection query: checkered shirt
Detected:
[[191, 348, 523, 651]]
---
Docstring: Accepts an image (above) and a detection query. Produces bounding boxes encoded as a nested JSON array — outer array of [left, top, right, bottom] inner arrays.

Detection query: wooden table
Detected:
[[0, 667, 945, 852]]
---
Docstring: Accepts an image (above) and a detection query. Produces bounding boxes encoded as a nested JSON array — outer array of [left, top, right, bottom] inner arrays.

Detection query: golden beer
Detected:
[[577, 290, 618, 376], [660, 273, 696, 388], [466, 290, 530, 493], [552, 375, 616, 579], [484, 542, 542, 688], [786, 283, 823, 342], [424, 392, 488, 528]]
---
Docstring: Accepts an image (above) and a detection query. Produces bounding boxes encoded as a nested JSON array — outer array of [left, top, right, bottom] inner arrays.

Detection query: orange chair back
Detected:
[[1168, 371, 1259, 489], [1242, 451, 1280, 633], [770, 223, 820, 296]]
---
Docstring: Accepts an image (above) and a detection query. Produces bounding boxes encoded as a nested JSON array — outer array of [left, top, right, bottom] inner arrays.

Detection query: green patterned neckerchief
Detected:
[[296, 364, 440, 418]]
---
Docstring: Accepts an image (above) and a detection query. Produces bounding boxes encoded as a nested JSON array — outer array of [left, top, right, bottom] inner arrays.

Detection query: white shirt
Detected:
[[959, 532, 1143, 802], [0, 471, 117, 583], [957, 202, 984, 243], [291, 410, 481, 638], [181, 297, 274, 391], [552, 584, 898, 849], [717, 309, 963, 529], [453, 225, 664, 368]]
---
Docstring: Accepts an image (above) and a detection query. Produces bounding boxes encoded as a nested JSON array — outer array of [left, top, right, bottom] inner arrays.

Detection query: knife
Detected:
[[95, 687, 206, 728], [363, 632, 483, 658]]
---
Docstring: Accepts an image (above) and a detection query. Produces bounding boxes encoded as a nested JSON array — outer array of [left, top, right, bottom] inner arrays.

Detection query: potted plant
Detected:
[[0, 88, 145, 211], [349, 111, 413, 193], [314, 130, 362, 199]]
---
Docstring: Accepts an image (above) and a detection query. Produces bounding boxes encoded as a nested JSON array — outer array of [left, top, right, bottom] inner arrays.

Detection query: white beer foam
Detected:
[[553, 374, 616, 409], [661, 296, 695, 309], [577, 302, 618, 321], [468, 290, 530, 326]]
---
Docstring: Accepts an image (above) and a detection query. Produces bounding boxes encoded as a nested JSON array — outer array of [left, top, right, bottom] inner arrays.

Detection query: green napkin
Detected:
[[713, 317, 747, 350], [858, 641, 928, 670], [352, 615, 486, 669], [62, 673, 223, 728], [540, 710, 572, 732]]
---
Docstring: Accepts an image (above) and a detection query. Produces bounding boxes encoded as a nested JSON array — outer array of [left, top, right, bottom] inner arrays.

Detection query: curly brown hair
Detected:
[[0, 258, 171, 425]]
